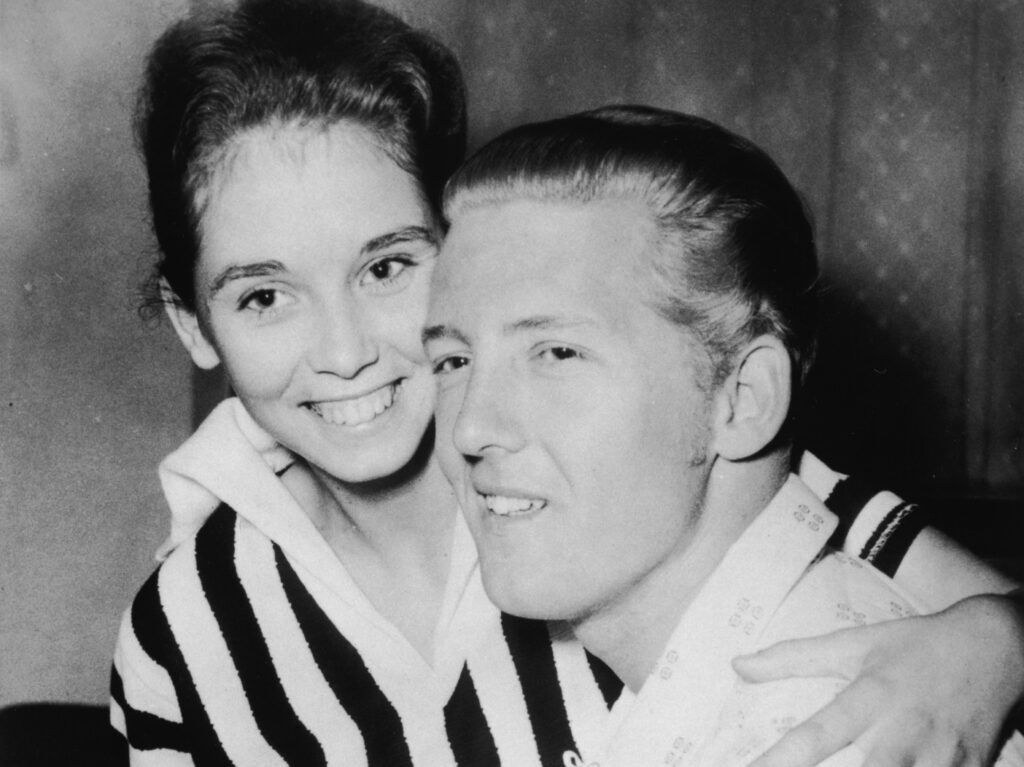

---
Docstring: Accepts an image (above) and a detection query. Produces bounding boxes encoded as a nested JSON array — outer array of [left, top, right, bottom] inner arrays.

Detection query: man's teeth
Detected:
[[308, 383, 396, 426], [484, 495, 546, 516]]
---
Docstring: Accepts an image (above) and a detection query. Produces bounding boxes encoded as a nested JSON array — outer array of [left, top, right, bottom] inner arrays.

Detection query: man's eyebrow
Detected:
[[421, 324, 468, 347], [421, 315, 598, 347], [208, 260, 286, 296], [503, 315, 597, 334], [363, 225, 437, 255]]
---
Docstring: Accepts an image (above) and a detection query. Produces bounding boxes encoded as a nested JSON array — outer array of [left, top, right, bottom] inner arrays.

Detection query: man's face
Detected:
[[426, 197, 719, 623]]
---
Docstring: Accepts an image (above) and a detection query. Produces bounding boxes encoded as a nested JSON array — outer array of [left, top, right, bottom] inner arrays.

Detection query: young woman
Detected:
[[111, 1, 1024, 765]]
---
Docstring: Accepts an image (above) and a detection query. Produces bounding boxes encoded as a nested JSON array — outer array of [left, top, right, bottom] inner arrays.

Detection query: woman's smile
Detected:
[[304, 379, 403, 428], [183, 122, 441, 484]]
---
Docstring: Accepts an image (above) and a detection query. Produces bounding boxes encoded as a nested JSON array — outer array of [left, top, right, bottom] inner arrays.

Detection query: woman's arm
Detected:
[[111, 583, 195, 766], [799, 450, 1018, 604], [736, 590, 1024, 767], [734, 519, 1024, 767], [894, 526, 1019, 607], [740, 456, 1024, 766]]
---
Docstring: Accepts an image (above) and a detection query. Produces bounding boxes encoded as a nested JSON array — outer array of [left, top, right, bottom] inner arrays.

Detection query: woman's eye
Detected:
[[433, 355, 470, 375], [239, 288, 279, 312], [364, 257, 411, 285]]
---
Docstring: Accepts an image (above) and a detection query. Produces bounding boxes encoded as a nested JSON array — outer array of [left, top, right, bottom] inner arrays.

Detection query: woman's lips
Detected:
[[305, 380, 401, 427]]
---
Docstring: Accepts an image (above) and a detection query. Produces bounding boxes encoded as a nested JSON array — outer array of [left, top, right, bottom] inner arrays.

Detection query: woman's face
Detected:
[[181, 122, 439, 484]]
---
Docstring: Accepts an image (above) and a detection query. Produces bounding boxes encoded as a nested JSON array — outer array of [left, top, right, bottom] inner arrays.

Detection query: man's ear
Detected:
[[161, 280, 221, 370], [711, 335, 792, 461]]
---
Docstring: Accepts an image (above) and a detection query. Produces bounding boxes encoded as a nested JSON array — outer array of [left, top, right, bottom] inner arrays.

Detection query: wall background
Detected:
[[2, 0, 1022, 708], [448, 0, 1024, 497]]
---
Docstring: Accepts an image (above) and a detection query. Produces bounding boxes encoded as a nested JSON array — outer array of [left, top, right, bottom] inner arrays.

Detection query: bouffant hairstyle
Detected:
[[138, 0, 466, 310]]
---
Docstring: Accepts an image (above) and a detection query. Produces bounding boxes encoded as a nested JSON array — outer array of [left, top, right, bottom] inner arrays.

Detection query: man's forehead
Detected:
[[438, 196, 651, 284], [428, 198, 659, 342]]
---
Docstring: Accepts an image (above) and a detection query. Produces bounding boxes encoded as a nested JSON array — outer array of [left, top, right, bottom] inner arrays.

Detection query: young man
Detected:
[[424, 106, 1024, 766]]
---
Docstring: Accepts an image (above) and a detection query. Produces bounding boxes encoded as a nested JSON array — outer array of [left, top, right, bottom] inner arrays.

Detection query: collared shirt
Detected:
[[112, 399, 948, 766], [575, 474, 1024, 767]]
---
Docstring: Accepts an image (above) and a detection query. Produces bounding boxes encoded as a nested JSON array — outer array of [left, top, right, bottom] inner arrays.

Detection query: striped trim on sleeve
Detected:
[[823, 475, 929, 577]]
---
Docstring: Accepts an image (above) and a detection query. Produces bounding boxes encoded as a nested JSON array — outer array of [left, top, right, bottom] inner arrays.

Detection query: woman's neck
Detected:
[[281, 448, 460, 662], [316, 456, 457, 556]]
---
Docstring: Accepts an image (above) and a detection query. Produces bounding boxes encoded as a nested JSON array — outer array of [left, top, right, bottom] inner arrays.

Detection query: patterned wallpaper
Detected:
[[412, 0, 1024, 495]]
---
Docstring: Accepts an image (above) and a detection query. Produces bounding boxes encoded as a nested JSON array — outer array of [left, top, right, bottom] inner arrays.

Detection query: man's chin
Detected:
[[482, 574, 583, 622]]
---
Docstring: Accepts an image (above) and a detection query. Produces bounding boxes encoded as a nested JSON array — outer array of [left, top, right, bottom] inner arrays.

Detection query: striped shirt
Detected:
[[110, 399, 927, 766]]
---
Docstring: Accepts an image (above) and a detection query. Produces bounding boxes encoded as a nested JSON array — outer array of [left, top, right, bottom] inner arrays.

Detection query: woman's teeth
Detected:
[[484, 495, 546, 516], [308, 383, 396, 426]]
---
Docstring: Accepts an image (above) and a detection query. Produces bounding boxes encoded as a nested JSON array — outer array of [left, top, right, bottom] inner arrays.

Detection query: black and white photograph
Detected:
[[2, 1, 1024, 765]]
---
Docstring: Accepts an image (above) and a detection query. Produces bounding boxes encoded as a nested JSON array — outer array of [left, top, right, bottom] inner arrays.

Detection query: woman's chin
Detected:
[[308, 418, 437, 492]]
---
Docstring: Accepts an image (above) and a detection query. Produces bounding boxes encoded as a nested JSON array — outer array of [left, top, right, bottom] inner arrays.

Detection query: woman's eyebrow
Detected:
[[207, 260, 285, 296], [362, 225, 437, 255], [422, 323, 468, 347]]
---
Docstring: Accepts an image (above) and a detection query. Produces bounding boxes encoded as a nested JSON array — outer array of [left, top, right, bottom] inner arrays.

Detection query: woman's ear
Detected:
[[711, 335, 792, 461], [161, 280, 221, 370]]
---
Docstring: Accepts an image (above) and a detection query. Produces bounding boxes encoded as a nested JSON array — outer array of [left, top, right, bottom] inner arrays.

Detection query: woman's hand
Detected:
[[732, 591, 1024, 767]]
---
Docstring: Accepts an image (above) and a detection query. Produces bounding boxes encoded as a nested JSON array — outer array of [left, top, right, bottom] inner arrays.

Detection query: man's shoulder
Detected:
[[797, 451, 929, 577], [761, 549, 926, 647], [696, 553, 926, 767]]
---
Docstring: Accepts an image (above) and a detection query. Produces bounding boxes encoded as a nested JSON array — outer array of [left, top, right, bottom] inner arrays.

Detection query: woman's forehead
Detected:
[[199, 120, 389, 199], [195, 123, 430, 279]]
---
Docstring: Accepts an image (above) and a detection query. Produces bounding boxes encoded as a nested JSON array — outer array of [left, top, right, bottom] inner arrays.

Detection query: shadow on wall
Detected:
[[0, 703, 126, 766], [797, 280, 961, 498]]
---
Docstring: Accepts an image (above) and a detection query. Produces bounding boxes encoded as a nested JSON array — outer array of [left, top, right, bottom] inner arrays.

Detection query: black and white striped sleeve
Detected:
[[824, 474, 930, 578]]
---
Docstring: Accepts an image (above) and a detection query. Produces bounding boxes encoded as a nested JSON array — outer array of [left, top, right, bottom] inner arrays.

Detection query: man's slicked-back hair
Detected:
[[443, 105, 819, 388], [138, 0, 466, 311]]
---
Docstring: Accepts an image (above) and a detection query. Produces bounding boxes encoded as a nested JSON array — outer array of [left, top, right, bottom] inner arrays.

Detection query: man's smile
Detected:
[[483, 493, 548, 517]]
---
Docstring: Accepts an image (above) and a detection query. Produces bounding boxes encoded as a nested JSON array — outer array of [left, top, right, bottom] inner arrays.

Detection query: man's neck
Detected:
[[572, 452, 791, 692]]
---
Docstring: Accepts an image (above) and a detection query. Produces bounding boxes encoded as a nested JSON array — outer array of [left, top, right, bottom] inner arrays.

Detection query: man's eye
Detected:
[[538, 346, 580, 361], [433, 355, 470, 375]]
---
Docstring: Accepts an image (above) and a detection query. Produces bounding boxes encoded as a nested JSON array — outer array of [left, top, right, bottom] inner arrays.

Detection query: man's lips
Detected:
[[479, 491, 548, 517]]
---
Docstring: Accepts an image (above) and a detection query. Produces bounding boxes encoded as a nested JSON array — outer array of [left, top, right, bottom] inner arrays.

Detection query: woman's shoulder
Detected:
[[125, 504, 242, 622], [115, 504, 248, 681]]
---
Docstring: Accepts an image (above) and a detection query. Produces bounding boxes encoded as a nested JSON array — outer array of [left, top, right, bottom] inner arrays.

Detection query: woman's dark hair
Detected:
[[138, 0, 466, 311], [444, 105, 819, 389]]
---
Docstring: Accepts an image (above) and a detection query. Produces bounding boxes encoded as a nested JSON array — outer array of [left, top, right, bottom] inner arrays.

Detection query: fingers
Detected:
[[733, 626, 878, 683], [738, 600, 1021, 766], [747, 719, 847, 767], [859, 716, 977, 767], [748, 677, 989, 767], [746, 686, 875, 767]]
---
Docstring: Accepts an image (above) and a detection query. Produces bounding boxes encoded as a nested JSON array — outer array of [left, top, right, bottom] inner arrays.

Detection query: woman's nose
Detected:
[[308, 299, 379, 379]]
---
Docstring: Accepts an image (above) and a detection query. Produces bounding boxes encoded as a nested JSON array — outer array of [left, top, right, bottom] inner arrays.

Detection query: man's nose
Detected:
[[451, 362, 527, 459]]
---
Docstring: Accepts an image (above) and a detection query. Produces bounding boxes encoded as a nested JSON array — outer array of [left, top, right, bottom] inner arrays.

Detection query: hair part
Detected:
[[137, 0, 466, 312], [443, 105, 820, 389]]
